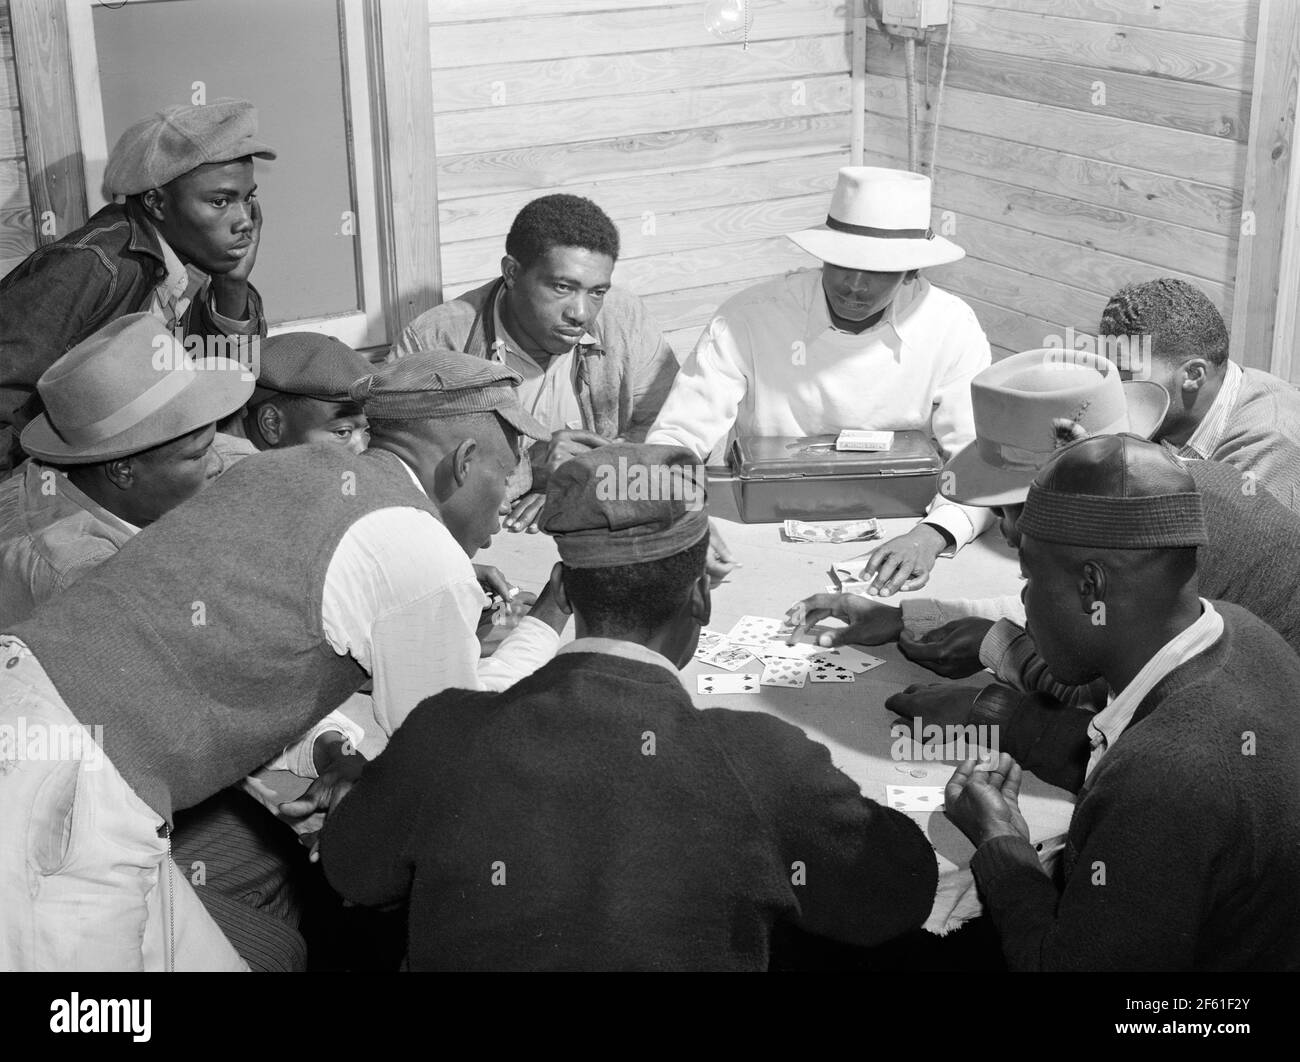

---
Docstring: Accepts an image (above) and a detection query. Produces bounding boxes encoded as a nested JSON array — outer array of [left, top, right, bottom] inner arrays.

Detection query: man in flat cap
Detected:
[[236, 332, 372, 454], [319, 443, 939, 971], [0, 350, 567, 970], [646, 167, 992, 586], [391, 193, 678, 536], [0, 98, 274, 473], [942, 434, 1300, 970]]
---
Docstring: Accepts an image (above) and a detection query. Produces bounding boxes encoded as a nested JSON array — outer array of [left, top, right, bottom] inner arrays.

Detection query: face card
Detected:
[[694, 629, 728, 658], [886, 785, 946, 812], [699, 644, 754, 671], [760, 658, 809, 688], [809, 660, 855, 683], [696, 672, 760, 695], [813, 645, 885, 674], [726, 615, 793, 648]]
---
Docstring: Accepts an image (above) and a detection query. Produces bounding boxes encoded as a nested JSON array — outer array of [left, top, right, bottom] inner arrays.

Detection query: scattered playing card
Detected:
[[694, 629, 727, 657], [726, 615, 793, 647], [761, 634, 823, 660], [760, 658, 809, 688], [809, 661, 855, 683], [886, 785, 946, 812], [696, 672, 760, 695], [699, 644, 754, 671], [813, 645, 885, 674]]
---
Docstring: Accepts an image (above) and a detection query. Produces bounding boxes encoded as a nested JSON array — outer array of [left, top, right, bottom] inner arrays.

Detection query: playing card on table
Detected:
[[726, 615, 793, 648], [886, 785, 946, 812], [761, 633, 823, 660], [760, 657, 809, 688], [809, 660, 855, 683], [699, 643, 754, 671], [693, 628, 728, 658], [696, 672, 760, 695], [812, 645, 885, 674]]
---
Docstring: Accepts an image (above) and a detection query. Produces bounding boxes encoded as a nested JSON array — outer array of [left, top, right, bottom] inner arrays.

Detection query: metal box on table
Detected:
[[728, 431, 943, 522]]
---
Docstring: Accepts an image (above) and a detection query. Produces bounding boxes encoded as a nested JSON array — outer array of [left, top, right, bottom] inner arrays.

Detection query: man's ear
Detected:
[[1078, 559, 1108, 617], [140, 188, 166, 225], [102, 457, 135, 491], [691, 570, 712, 629], [451, 438, 478, 486], [549, 561, 574, 617], [1180, 359, 1211, 394], [501, 255, 520, 291], [255, 403, 283, 446]]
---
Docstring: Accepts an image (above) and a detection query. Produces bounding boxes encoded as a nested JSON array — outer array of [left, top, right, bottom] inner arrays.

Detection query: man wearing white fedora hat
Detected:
[[647, 166, 993, 588]]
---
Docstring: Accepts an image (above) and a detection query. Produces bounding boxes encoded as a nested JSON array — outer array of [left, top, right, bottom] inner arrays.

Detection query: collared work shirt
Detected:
[[1085, 599, 1223, 780], [319, 454, 560, 736], [646, 269, 995, 549], [1177, 360, 1243, 460], [489, 297, 588, 433]]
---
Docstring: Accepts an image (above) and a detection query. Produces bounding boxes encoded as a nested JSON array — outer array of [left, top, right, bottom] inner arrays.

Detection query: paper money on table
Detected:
[[782, 518, 881, 544]]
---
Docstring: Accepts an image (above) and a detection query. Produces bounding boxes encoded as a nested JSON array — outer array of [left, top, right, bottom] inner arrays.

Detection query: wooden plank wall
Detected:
[[0, 0, 36, 280], [428, 0, 852, 358], [865, 0, 1258, 360]]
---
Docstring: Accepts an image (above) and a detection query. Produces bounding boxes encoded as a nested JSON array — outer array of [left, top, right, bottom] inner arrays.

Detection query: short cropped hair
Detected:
[[561, 534, 708, 634], [505, 194, 620, 271], [1099, 278, 1229, 366]]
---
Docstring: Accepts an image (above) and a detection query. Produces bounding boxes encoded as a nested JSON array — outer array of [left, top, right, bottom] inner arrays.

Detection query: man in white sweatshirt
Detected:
[[646, 167, 993, 589]]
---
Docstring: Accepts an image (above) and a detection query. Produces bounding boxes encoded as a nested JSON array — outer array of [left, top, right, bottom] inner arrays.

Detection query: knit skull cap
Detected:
[[251, 332, 374, 405], [349, 349, 549, 441], [1019, 433, 1208, 550], [539, 443, 709, 568], [103, 99, 276, 196]]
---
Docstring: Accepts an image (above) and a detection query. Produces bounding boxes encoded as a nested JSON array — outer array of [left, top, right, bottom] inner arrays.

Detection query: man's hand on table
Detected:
[[278, 731, 368, 862], [853, 522, 951, 597], [786, 592, 902, 646], [898, 617, 994, 678], [944, 752, 1032, 849], [706, 520, 740, 587], [507, 429, 613, 533], [884, 683, 980, 727]]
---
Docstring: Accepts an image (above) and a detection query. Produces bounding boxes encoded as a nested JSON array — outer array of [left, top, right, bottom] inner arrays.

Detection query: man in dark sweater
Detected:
[[320, 443, 939, 971], [944, 435, 1300, 970]]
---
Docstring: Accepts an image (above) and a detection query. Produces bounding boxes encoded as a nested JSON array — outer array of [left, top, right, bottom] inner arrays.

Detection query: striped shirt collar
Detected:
[[1178, 360, 1242, 460], [558, 636, 680, 677], [1086, 598, 1223, 780]]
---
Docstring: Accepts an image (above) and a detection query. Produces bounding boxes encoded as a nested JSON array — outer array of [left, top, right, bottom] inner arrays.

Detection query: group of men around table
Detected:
[[0, 100, 1298, 972]]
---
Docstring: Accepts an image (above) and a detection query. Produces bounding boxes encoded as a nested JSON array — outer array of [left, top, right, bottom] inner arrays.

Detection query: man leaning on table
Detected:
[[391, 193, 678, 534], [0, 350, 567, 970], [320, 443, 939, 971], [645, 166, 994, 587], [943, 434, 1300, 971]]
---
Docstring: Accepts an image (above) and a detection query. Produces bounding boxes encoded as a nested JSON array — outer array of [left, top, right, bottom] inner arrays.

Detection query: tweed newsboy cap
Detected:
[[1019, 433, 1208, 550], [539, 443, 709, 568], [250, 332, 373, 405], [350, 349, 549, 441], [104, 99, 276, 196]]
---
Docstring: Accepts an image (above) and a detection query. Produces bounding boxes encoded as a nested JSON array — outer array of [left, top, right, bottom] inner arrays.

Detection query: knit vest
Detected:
[[12, 444, 442, 821]]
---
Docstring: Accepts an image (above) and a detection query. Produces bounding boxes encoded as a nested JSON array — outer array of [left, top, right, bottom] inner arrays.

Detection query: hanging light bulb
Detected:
[[704, 0, 752, 48]]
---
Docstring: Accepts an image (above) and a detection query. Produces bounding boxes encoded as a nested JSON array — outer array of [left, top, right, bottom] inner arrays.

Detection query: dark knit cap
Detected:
[[1019, 433, 1208, 549], [251, 332, 373, 405], [540, 444, 709, 568], [350, 349, 549, 441]]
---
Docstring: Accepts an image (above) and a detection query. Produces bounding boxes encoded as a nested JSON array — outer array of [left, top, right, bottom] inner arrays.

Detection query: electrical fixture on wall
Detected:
[[704, 0, 753, 50], [876, 0, 953, 178]]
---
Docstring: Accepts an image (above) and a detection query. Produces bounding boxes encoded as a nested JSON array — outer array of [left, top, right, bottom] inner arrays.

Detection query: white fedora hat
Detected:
[[940, 348, 1170, 507], [788, 166, 964, 271]]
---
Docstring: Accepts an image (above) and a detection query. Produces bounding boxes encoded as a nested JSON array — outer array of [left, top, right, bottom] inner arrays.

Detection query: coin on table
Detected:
[[910, 769, 928, 778]]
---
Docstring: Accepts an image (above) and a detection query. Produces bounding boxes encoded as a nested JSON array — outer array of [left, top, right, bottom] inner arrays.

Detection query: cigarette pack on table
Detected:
[[729, 432, 942, 523], [835, 429, 895, 452]]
